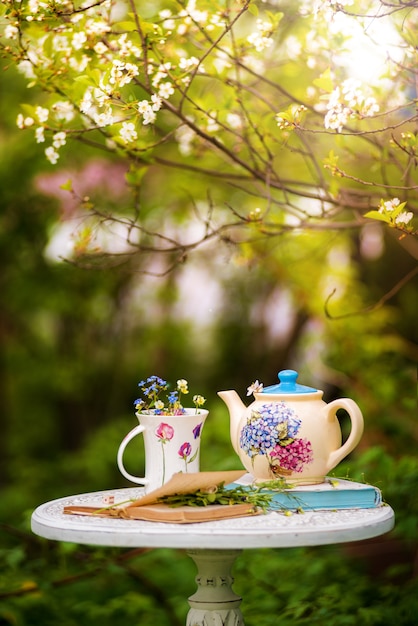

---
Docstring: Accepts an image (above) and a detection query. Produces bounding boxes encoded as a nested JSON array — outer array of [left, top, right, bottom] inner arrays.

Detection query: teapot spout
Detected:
[[217, 390, 246, 455]]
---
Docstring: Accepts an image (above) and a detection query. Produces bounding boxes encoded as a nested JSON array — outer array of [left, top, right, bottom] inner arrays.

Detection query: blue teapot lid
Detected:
[[262, 370, 317, 394]]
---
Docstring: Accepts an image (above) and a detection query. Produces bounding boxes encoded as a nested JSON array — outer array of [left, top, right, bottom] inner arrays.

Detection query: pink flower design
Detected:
[[155, 422, 174, 442], [155, 422, 175, 487], [178, 441, 198, 472], [178, 441, 192, 460], [269, 438, 313, 473]]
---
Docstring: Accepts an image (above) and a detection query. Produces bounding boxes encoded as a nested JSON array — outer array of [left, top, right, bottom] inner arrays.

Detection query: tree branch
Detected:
[[324, 265, 418, 319]]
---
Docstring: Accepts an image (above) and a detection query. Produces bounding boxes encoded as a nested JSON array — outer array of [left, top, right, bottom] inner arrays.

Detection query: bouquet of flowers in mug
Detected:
[[134, 375, 206, 415]]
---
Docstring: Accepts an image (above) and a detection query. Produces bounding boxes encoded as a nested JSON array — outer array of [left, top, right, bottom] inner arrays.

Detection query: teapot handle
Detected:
[[324, 398, 364, 473]]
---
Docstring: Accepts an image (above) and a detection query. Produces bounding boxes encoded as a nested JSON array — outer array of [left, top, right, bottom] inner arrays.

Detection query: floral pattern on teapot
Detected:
[[240, 402, 313, 477]]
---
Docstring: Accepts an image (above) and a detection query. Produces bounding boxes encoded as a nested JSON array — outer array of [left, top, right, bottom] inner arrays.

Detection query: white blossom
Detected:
[[80, 89, 93, 114], [52, 101, 75, 122], [151, 94, 162, 111], [137, 100, 150, 115], [158, 82, 175, 99], [93, 87, 110, 108], [285, 36, 302, 57], [72, 32, 87, 50], [247, 19, 274, 53], [380, 198, 400, 213], [163, 18, 175, 30], [93, 107, 115, 127], [226, 113, 242, 129], [117, 34, 141, 58], [207, 115, 220, 133], [119, 122, 137, 143], [123, 63, 139, 84], [175, 123, 195, 156], [210, 13, 227, 29], [52, 131, 67, 148], [241, 54, 265, 75], [35, 126, 45, 143], [180, 0, 208, 25], [324, 79, 379, 132], [35, 106, 49, 123], [94, 42, 108, 55], [177, 23, 187, 36], [69, 55, 89, 73], [45, 146, 59, 164], [362, 97, 380, 117], [5, 25, 19, 39], [142, 108, 156, 125], [16, 114, 34, 128], [28, 0, 40, 13], [247, 31, 273, 53], [341, 78, 363, 108], [161, 10, 175, 30], [313, 0, 354, 22], [152, 63, 172, 88], [17, 60, 36, 80], [213, 50, 231, 73], [52, 35, 71, 54], [70, 13, 83, 25], [179, 56, 199, 70], [276, 114, 290, 130], [395, 211, 413, 225], [85, 19, 111, 35], [137, 98, 159, 124], [324, 104, 349, 132], [110, 59, 124, 84]]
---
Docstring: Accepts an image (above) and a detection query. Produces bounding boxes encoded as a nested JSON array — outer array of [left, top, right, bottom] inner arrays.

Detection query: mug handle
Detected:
[[324, 398, 364, 473], [117, 424, 149, 486]]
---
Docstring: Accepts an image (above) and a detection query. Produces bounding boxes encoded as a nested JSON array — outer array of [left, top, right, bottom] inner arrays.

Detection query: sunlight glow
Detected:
[[330, 11, 404, 83]]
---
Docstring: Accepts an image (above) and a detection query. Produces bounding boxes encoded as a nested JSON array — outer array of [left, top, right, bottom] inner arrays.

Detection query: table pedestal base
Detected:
[[186, 549, 244, 626]]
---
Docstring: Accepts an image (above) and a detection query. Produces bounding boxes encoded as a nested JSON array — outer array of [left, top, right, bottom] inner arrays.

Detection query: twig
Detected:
[[325, 266, 418, 319]]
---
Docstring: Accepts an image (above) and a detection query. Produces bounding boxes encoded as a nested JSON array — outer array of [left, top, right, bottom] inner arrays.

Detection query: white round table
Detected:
[[31, 487, 395, 625]]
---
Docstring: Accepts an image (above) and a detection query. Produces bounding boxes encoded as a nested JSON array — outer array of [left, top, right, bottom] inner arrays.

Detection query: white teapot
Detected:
[[218, 369, 364, 485]]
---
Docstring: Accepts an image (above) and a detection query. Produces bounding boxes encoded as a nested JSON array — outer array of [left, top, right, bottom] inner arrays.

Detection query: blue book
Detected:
[[228, 474, 382, 511]]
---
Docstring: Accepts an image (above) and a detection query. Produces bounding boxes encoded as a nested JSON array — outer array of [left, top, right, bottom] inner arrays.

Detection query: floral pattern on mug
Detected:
[[155, 422, 174, 442], [239, 402, 313, 477], [178, 441, 199, 471], [178, 441, 192, 460], [155, 422, 175, 485], [193, 422, 203, 439]]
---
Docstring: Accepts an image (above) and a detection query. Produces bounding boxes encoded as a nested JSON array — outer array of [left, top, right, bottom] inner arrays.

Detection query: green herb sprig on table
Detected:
[[255, 478, 306, 513], [255, 478, 293, 491], [157, 482, 273, 512]]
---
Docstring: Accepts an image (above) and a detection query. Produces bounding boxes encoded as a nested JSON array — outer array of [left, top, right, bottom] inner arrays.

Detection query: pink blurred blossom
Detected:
[[36, 158, 128, 218]]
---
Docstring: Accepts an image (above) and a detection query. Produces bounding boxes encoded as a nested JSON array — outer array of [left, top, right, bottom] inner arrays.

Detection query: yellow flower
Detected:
[[177, 379, 189, 394], [193, 394, 206, 407]]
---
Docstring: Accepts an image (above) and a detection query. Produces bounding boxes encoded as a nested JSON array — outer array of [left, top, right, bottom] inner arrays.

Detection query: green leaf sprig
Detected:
[[157, 482, 273, 512], [249, 479, 304, 513], [256, 478, 293, 490]]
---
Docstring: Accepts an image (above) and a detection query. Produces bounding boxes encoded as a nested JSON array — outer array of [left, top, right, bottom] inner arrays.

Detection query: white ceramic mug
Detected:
[[117, 409, 208, 493]]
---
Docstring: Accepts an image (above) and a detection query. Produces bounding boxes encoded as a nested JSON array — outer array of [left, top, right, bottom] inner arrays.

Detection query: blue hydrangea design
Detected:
[[240, 402, 301, 458], [239, 402, 312, 475]]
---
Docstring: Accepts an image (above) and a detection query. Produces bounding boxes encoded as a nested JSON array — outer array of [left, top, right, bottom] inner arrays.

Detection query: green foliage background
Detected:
[[1, 41, 417, 626]]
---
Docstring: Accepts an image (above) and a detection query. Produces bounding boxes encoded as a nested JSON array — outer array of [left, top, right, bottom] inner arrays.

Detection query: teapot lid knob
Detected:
[[262, 369, 317, 394]]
